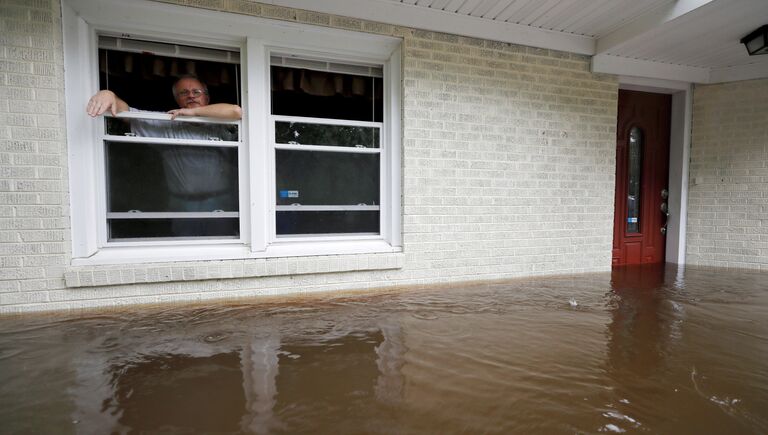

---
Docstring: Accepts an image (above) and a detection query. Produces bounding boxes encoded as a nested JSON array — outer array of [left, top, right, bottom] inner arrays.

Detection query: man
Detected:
[[87, 75, 242, 120], [87, 76, 243, 237]]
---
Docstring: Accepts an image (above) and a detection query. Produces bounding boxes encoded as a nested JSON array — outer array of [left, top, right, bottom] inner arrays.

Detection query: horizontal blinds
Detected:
[[270, 54, 383, 78], [99, 35, 240, 64]]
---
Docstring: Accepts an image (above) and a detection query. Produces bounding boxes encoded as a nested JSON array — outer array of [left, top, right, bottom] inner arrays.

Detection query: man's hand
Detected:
[[86, 90, 128, 117], [167, 108, 197, 120], [168, 104, 242, 120]]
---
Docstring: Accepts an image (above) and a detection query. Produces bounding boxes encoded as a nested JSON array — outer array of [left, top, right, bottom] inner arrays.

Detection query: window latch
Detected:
[[124, 132, 137, 137], [208, 137, 222, 141]]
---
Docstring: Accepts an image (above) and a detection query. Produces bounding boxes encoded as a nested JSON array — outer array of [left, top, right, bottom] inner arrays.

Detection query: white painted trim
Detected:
[[618, 76, 691, 93], [274, 144, 381, 154], [592, 54, 710, 84], [247, 38, 269, 253], [103, 136, 241, 147], [70, 240, 401, 266], [709, 60, 768, 83], [110, 112, 240, 125], [596, 0, 715, 54], [275, 206, 380, 211], [63, 2, 98, 258], [666, 88, 692, 265], [268, 0, 594, 55], [385, 45, 403, 249], [65, 0, 400, 58]]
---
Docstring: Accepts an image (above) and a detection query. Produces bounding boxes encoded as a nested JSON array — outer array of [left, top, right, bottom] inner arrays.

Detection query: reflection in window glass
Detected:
[[277, 211, 379, 235], [106, 142, 239, 240], [275, 150, 379, 206], [271, 66, 382, 122], [627, 127, 643, 233], [275, 122, 378, 148]]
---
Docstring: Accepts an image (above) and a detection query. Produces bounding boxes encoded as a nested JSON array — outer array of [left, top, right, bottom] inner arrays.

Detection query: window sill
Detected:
[[65, 249, 404, 288]]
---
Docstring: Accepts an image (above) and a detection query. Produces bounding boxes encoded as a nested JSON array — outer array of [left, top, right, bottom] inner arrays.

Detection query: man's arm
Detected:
[[168, 104, 242, 120], [86, 90, 129, 117]]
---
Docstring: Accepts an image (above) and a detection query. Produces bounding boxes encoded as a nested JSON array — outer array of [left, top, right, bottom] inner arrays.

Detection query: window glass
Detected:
[[106, 142, 239, 240], [275, 121, 378, 148], [276, 211, 379, 236], [627, 127, 643, 234], [108, 218, 239, 240], [275, 150, 379, 206], [271, 65, 382, 122], [271, 60, 384, 237]]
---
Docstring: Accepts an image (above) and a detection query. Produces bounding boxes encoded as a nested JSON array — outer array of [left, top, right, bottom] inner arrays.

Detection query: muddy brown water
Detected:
[[1, 264, 766, 434]]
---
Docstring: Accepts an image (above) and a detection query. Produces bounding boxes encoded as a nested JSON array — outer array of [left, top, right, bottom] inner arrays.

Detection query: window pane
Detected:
[[106, 141, 238, 239], [107, 142, 238, 212], [109, 218, 239, 240], [627, 127, 643, 233], [275, 121, 379, 148], [275, 150, 379, 206], [277, 211, 379, 235], [271, 65, 383, 122], [106, 117, 238, 141]]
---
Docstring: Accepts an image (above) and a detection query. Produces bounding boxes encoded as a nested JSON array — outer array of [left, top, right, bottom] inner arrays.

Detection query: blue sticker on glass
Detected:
[[627, 217, 638, 223], [280, 190, 299, 198]]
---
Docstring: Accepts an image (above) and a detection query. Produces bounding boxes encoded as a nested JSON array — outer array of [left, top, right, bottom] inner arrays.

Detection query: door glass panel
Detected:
[[626, 127, 643, 233]]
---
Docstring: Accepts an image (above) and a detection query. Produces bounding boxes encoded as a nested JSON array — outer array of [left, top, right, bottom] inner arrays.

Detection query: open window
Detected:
[[97, 36, 243, 242]]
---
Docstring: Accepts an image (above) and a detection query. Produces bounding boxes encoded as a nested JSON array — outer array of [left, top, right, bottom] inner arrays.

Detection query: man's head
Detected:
[[172, 75, 209, 109]]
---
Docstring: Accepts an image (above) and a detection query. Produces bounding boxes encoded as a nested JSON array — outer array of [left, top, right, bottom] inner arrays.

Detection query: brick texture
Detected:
[[0, 0, 619, 313], [687, 79, 768, 270], [0, 0, 69, 305]]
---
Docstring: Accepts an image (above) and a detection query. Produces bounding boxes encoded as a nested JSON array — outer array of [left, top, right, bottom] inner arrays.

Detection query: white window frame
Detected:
[[101, 112, 244, 245], [63, 0, 402, 265]]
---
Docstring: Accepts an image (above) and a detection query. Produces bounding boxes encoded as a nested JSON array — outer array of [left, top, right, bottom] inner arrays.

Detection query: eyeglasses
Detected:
[[177, 89, 207, 97]]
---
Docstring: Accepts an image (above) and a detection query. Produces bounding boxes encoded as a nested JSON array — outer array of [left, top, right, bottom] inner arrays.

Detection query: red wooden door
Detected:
[[612, 90, 671, 265]]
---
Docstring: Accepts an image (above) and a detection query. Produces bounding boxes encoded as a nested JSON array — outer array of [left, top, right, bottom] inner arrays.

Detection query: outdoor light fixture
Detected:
[[740, 25, 768, 56]]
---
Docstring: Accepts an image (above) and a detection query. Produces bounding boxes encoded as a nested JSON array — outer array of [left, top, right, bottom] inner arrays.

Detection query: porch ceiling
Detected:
[[270, 0, 768, 84]]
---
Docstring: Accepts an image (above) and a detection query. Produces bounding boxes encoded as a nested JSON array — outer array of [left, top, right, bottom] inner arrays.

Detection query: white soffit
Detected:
[[267, 0, 768, 84]]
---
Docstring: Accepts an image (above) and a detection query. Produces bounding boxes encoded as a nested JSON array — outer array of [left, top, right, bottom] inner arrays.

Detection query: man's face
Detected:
[[174, 78, 210, 109]]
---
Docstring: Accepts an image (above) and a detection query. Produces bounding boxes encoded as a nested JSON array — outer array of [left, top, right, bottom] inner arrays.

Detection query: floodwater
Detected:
[[1, 265, 766, 434]]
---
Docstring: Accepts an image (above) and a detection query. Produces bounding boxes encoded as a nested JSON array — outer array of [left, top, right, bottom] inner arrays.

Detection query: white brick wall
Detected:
[[0, 0, 70, 307], [0, 0, 619, 312], [687, 79, 768, 270]]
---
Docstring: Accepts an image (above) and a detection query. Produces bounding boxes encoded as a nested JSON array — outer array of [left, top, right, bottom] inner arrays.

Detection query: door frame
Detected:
[[616, 76, 692, 265]]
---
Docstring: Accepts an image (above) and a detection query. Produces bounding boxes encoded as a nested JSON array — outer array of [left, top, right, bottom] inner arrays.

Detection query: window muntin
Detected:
[[98, 37, 243, 242], [270, 58, 384, 238]]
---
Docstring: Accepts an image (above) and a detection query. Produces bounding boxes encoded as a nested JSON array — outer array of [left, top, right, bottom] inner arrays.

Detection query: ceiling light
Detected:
[[740, 25, 768, 56]]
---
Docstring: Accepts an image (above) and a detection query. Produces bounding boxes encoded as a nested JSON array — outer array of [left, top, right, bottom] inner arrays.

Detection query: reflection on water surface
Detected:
[[1, 264, 767, 434]]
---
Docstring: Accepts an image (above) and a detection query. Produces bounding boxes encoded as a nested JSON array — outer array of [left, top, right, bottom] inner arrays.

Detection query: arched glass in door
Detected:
[[626, 127, 643, 233]]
